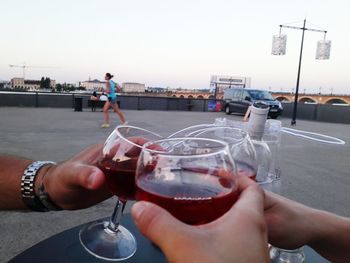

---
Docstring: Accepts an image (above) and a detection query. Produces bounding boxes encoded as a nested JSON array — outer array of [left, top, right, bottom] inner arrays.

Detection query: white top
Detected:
[[99, 95, 108, 101]]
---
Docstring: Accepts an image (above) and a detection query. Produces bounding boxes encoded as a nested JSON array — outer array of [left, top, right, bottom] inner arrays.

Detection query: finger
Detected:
[[235, 181, 265, 214], [216, 177, 265, 228], [264, 190, 279, 210], [125, 137, 148, 157], [70, 144, 104, 164], [57, 162, 106, 190], [125, 138, 163, 157], [236, 174, 258, 193], [131, 201, 191, 252]]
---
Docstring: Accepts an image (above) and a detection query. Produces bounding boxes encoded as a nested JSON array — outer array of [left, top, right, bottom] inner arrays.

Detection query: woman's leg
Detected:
[[111, 103, 126, 124], [103, 101, 110, 124]]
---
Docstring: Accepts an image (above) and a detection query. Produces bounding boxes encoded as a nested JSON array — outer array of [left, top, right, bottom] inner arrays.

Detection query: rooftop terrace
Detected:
[[0, 108, 349, 261]]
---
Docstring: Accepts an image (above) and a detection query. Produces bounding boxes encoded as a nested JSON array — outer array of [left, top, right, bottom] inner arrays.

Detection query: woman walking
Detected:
[[101, 73, 127, 128]]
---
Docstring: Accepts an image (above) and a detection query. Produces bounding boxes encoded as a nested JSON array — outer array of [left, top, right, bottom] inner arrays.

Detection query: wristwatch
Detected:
[[21, 161, 58, 212]]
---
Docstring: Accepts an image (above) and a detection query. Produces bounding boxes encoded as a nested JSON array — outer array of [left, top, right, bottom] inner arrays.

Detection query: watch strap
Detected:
[[21, 161, 56, 212]]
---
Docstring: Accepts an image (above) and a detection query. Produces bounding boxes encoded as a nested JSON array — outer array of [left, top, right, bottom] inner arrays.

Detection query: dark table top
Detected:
[[9, 214, 329, 263]]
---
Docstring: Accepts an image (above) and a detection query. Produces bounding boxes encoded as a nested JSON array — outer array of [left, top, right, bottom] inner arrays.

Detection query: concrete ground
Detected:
[[0, 107, 349, 262]]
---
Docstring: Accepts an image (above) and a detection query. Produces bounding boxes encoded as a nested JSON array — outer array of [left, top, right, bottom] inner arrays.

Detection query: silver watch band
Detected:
[[21, 161, 56, 212]]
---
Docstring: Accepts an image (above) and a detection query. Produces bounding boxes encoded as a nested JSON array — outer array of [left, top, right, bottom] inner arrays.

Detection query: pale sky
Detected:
[[1, 0, 350, 94]]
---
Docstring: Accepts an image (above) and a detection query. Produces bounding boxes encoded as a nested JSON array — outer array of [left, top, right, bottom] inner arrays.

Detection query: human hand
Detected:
[[131, 176, 269, 263], [35, 144, 112, 210], [264, 191, 316, 249]]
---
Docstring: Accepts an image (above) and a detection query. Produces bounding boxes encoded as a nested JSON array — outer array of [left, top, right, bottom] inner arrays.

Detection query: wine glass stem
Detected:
[[107, 199, 126, 232]]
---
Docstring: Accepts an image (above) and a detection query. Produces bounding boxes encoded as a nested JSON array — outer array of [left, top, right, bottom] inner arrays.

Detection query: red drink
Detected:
[[236, 161, 256, 181], [98, 157, 138, 201], [136, 168, 239, 225]]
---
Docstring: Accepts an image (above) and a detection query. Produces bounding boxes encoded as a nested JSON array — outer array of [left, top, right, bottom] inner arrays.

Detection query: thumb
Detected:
[[131, 201, 190, 252], [55, 162, 105, 190]]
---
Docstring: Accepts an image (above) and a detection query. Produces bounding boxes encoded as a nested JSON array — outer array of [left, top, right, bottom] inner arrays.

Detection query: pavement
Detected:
[[0, 107, 349, 262]]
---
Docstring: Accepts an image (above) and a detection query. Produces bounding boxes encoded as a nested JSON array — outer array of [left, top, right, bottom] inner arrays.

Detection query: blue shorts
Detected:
[[108, 97, 117, 104]]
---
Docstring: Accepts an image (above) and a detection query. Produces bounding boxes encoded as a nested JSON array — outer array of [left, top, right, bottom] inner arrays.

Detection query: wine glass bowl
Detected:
[[79, 125, 162, 261], [98, 126, 162, 201], [187, 126, 258, 181], [136, 137, 238, 225]]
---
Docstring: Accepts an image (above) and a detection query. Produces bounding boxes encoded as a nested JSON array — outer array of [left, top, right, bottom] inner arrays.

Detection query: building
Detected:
[[122, 82, 145, 93], [0, 80, 11, 89], [146, 87, 168, 93], [80, 79, 107, 92], [210, 75, 251, 93], [11, 78, 56, 91]]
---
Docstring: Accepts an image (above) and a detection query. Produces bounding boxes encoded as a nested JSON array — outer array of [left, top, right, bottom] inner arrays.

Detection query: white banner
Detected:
[[272, 34, 287, 55], [316, 40, 331, 59]]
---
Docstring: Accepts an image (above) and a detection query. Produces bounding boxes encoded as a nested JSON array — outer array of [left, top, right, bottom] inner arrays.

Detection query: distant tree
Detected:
[[61, 83, 76, 92], [44, 77, 51, 89], [40, 77, 45, 89], [55, 83, 63, 92]]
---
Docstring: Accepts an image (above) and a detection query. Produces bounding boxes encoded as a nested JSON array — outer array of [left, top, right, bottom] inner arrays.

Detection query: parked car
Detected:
[[223, 88, 283, 119]]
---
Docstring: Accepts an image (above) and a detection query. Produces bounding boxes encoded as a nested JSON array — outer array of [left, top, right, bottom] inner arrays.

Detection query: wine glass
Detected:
[[185, 126, 258, 181], [270, 247, 305, 263], [79, 125, 162, 261], [135, 137, 238, 225], [168, 124, 216, 138]]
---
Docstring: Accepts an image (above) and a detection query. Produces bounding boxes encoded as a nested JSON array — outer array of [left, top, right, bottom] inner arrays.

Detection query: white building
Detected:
[[11, 78, 56, 91], [210, 75, 251, 93], [122, 82, 145, 93], [81, 79, 106, 92]]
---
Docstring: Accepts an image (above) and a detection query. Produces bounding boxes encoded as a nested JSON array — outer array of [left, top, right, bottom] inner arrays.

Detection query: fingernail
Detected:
[[87, 171, 99, 188], [132, 201, 148, 220]]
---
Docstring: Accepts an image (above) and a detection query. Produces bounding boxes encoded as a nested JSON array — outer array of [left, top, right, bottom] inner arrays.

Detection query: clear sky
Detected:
[[1, 0, 349, 94]]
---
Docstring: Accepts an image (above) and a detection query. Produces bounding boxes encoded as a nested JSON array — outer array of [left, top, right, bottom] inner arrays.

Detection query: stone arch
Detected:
[[324, 98, 349, 105], [172, 94, 177, 97], [179, 95, 184, 98], [275, 96, 290, 102], [188, 95, 194, 98], [197, 95, 204, 99], [299, 97, 317, 104]]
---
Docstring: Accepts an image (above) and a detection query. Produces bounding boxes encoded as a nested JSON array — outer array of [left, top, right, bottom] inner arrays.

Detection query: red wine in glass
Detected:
[[98, 157, 138, 201], [236, 161, 257, 181], [136, 167, 239, 225]]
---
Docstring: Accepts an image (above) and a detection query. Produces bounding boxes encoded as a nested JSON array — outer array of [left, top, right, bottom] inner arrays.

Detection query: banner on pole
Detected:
[[272, 34, 287, 55], [316, 40, 331, 59]]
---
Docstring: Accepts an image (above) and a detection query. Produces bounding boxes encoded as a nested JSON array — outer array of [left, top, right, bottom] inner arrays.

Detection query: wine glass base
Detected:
[[79, 220, 137, 261]]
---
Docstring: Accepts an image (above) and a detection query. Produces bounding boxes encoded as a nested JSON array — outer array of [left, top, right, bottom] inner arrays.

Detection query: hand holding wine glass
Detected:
[[79, 125, 162, 261], [35, 143, 111, 210], [131, 176, 269, 263]]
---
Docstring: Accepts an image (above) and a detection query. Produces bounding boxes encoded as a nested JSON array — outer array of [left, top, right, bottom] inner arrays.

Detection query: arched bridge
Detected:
[[130, 91, 350, 104], [272, 93, 350, 105], [168, 91, 223, 99]]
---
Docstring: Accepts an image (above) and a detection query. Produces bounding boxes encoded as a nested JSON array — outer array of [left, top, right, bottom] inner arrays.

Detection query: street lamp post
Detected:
[[272, 19, 330, 125], [214, 82, 218, 99], [290, 19, 306, 125]]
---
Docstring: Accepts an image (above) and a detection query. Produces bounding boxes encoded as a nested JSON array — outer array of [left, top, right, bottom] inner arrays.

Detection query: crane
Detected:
[[9, 63, 58, 79]]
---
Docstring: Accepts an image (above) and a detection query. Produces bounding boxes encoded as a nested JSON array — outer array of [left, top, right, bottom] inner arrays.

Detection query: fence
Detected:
[[281, 103, 350, 124], [1, 92, 350, 124], [0, 92, 222, 112]]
